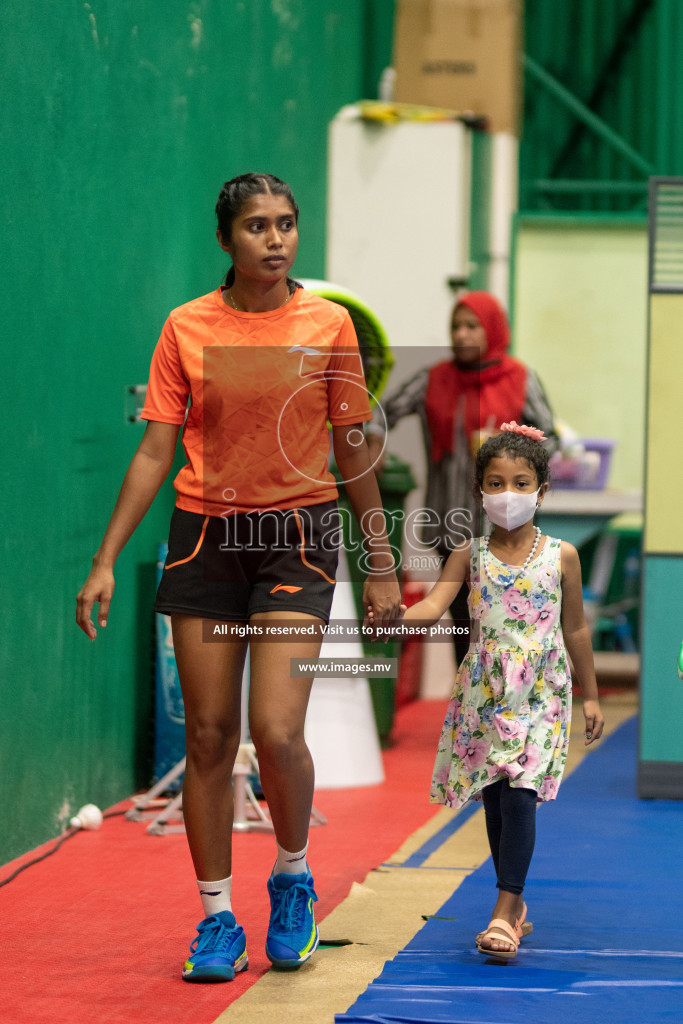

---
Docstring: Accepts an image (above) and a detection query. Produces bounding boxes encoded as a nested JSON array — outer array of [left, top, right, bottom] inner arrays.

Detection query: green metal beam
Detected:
[[533, 179, 648, 195], [523, 53, 656, 177], [516, 211, 648, 226]]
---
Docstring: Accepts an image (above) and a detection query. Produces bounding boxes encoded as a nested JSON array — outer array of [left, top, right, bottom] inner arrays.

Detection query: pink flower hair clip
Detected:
[[500, 421, 547, 443]]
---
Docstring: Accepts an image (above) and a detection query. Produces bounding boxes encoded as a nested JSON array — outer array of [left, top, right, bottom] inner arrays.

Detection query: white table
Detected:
[[539, 489, 642, 547]]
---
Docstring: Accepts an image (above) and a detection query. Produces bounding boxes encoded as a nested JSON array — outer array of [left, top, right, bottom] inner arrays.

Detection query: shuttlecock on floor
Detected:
[[70, 804, 103, 830]]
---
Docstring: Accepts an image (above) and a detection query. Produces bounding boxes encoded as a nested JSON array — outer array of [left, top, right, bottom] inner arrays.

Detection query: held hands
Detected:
[[362, 577, 402, 634], [582, 699, 605, 746], [362, 570, 402, 640], [76, 561, 115, 640], [364, 599, 408, 640]]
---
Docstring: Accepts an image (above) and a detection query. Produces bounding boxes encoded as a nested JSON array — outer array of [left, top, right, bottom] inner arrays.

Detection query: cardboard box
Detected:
[[393, 0, 522, 134]]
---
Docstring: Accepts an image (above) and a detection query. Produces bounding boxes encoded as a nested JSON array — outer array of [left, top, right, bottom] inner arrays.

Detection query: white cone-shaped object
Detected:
[[305, 552, 384, 788], [70, 804, 103, 830]]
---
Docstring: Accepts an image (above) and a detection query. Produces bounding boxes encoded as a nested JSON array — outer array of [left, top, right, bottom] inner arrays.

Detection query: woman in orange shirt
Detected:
[[77, 173, 400, 983]]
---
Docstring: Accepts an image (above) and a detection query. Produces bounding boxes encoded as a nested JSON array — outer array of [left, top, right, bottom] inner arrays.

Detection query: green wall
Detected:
[[640, 558, 683, 764], [522, 0, 683, 212], [639, 291, 683, 793], [1, 1, 394, 865]]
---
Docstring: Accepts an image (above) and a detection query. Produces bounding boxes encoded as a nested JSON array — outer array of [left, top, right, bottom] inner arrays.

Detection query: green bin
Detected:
[[578, 512, 642, 652], [333, 453, 417, 743]]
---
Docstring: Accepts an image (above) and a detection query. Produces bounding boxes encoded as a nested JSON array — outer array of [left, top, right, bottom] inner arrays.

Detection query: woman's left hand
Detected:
[[362, 577, 402, 630]]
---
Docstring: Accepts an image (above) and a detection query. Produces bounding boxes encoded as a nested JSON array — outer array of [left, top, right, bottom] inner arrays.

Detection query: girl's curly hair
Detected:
[[475, 431, 550, 491]]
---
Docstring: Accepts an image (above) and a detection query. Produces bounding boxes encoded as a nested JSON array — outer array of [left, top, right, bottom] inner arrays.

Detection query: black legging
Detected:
[[481, 778, 538, 896]]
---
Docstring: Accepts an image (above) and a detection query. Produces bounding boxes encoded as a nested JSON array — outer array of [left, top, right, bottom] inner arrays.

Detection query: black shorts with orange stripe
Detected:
[[154, 501, 339, 622]]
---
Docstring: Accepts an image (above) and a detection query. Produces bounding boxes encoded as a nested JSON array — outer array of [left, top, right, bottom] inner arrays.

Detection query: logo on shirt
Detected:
[[270, 584, 303, 594]]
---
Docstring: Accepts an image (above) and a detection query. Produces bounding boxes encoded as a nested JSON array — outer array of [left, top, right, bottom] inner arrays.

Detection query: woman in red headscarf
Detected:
[[367, 291, 557, 664]]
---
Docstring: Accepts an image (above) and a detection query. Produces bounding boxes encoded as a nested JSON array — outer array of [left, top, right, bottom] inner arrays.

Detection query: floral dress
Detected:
[[430, 535, 571, 808]]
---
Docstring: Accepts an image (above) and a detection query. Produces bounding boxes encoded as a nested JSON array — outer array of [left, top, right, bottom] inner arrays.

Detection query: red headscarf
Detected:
[[424, 292, 527, 463]]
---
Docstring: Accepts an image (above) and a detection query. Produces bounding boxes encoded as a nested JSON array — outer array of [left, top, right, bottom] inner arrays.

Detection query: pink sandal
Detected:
[[476, 903, 533, 947], [476, 919, 520, 960], [515, 902, 533, 940]]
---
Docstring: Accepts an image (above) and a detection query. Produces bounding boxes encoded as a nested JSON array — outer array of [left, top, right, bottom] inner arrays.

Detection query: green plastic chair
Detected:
[[300, 279, 394, 406]]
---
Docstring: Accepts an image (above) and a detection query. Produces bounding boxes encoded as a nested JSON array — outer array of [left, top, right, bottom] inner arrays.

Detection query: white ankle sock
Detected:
[[275, 841, 309, 876], [196, 875, 232, 917]]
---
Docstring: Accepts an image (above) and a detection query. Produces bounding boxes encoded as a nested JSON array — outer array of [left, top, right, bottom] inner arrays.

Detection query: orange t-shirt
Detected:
[[141, 286, 372, 516]]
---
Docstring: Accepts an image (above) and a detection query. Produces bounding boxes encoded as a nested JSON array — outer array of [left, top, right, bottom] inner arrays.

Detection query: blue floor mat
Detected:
[[336, 717, 683, 1024]]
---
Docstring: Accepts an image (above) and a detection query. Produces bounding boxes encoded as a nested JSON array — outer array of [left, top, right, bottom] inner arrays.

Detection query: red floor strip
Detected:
[[1, 700, 447, 1024]]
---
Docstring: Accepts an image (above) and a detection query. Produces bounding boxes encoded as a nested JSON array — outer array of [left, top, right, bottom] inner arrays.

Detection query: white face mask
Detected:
[[481, 488, 540, 531]]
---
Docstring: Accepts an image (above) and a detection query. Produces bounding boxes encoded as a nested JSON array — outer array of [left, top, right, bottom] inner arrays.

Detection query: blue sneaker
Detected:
[[182, 910, 248, 983], [265, 866, 319, 969]]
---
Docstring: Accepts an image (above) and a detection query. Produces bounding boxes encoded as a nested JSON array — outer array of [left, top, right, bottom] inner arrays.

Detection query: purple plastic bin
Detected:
[[582, 438, 615, 489], [550, 438, 615, 490], [549, 457, 578, 485]]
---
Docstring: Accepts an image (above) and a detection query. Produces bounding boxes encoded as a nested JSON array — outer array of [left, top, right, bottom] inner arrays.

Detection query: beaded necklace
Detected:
[[482, 526, 542, 588]]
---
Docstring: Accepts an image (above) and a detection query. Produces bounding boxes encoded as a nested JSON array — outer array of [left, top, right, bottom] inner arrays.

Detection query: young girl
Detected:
[[371, 422, 604, 960], [366, 292, 558, 667], [76, 172, 400, 982]]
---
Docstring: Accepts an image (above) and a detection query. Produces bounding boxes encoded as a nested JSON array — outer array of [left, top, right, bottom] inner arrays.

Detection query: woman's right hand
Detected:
[[76, 562, 115, 640]]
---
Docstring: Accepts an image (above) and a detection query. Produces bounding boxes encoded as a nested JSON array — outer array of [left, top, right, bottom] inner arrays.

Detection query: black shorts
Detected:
[[154, 501, 340, 622]]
